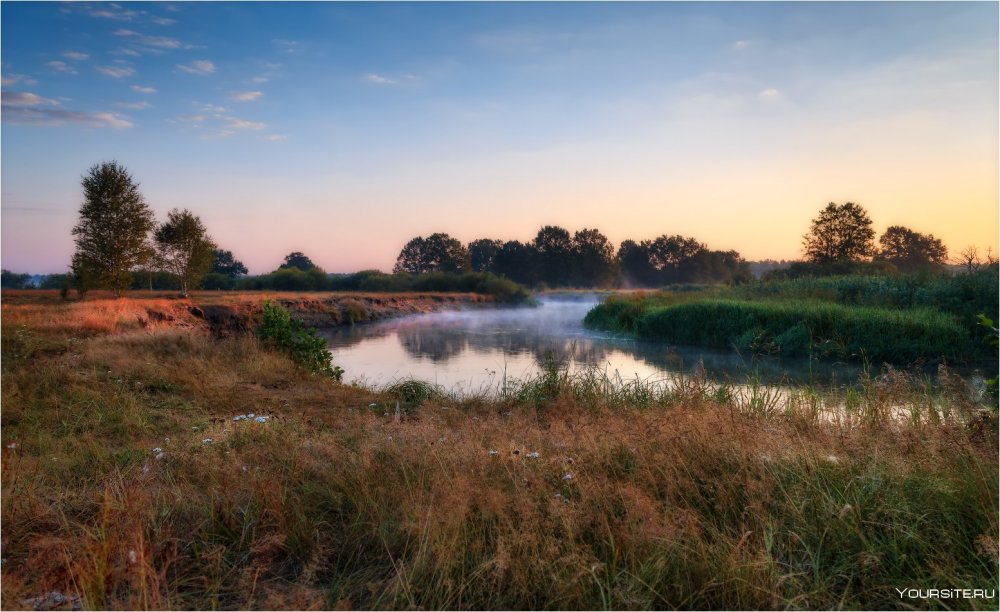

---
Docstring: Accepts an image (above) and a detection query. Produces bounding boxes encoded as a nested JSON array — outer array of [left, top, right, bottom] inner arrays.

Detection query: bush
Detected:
[[257, 301, 342, 379]]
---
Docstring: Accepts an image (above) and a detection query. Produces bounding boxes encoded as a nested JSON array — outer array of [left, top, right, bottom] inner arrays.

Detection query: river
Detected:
[[323, 295, 864, 394]]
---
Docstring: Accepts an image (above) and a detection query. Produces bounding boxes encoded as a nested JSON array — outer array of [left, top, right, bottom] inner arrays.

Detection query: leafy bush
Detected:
[[257, 301, 342, 380]]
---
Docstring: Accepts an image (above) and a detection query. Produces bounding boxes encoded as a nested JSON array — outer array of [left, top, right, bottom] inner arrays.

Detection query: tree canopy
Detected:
[[154, 208, 217, 296], [393, 233, 469, 274], [279, 252, 318, 271], [211, 249, 248, 277], [802, 202, 876, 264], [876, 225, 947, 273], [71, 161, 156, 296]]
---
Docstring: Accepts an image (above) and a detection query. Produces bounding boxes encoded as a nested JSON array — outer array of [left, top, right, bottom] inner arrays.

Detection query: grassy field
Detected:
[[585, 272, 999, 366], [2, 292, 997, 609]]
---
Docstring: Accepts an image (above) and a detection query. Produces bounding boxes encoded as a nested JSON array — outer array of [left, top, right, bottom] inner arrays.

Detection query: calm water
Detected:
[[324, 295, 863, 394]]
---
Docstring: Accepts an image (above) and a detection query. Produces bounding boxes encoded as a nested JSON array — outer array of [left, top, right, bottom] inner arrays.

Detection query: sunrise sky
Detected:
[[2, 1, 997, 274]]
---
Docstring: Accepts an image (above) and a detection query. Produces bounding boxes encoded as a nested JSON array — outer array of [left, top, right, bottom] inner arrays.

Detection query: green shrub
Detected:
[[257, 301, 343, 380]]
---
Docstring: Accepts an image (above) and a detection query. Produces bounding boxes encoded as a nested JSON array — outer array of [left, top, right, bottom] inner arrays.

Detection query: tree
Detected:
[[647, 235, 706, 281], [211, 249, 248, 277], [876, 225, 947, 273], [802, 202, 875, 264], [572, 228, 616, 287], [71, 161, 156, 296], [532, 225, 573, 286], [953, 246, 997, 274], [393, 233, 469, 274], [468, 238, 503, 273], [154, 208, 217, 297], [279, 252, 317, 271], [1, 270, 31, 289], [492, 240, 536, 285], [617, 240, 656, 286]]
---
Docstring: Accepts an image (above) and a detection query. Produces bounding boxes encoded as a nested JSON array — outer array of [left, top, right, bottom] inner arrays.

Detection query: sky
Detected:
[[1, 1, 997, 274]]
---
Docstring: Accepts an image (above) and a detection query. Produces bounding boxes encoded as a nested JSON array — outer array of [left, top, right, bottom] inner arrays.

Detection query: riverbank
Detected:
[[0, 290, 508, 336], [584, 272, 999, 367], [2, 292, 996, 609]]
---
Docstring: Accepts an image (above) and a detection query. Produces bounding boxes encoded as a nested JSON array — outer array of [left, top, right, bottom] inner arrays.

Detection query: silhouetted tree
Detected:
[[802, 202, 875, 264], [648, 235, 706, 282], [211, 249, 248, 277], [71, 161, 156, 296], [617, 240, 656, 286], [532, 225, 573, 286], [154, 208, 217, 297], [493, 240, 536, 285], [393, 233, 469, 274], [279, 252, 317, 271], [876, 226, 947, 273], [572, 228, 616, 287], [687, 250, 752, 284], [468, 238, 503, 273], [1, 270, 31, 289]]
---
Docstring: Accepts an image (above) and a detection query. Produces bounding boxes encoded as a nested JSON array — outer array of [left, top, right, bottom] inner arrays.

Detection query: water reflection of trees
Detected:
[[324, 304, 862, 385]]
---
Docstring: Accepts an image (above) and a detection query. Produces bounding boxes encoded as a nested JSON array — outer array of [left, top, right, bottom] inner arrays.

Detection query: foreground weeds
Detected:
[[1, 297, 997, 610]]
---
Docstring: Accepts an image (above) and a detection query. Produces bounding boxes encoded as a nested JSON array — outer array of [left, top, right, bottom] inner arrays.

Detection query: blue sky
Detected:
[[2, 1, 997, 274]]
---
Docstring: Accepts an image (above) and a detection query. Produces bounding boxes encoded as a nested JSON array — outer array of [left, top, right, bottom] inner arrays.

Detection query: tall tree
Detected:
[[647, 235, 706, 283], [572, 228, 616, 287], [802, 202, 876, 264], [71, 161, 156, 297], [532, 225, 573, 286], [279, 252, 317, 271], [393, 233, 469, 274], [211, 249, 249, 277], [154, 208, 217, 297], [876, 225, 947, 272], [492, 240, 536, 285], [468, 238, 503, 273], [617, 240, 656, 287]]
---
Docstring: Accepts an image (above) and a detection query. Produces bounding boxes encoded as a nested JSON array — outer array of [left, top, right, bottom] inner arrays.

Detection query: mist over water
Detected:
[[324, 295, 862, 394]]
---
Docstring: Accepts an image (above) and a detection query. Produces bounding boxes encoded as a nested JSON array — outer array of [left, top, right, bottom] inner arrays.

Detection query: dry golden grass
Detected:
[[1, 294, 997, 610]]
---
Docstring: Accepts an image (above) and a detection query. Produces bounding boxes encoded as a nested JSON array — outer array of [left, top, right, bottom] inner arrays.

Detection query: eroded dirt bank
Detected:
[[1, 290, 500, 337]]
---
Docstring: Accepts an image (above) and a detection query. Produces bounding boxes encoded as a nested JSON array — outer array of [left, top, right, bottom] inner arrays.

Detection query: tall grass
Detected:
[[586, 272, 998, 365], [2, 295, 997, 610]]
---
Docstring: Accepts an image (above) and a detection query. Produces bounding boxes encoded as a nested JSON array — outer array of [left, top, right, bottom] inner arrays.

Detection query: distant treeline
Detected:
[[393, 227, 753, 288]]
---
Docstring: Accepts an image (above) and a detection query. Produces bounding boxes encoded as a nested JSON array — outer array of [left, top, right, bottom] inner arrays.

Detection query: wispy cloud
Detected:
[[118, 48, 142, 57], [758, 88, 781, 100], [199, 103, 227, 113], [79, 3, 141, 22], [115, 28, 185, 50], [732, 40, 750, 51], [47, 61, 78, 75], [177, 60, 216, 75], [74, 3, 177, 27], [261, 134, 286, 141], [130, 84, 156, 94], [221, 115, 265, 130], [272, 39, 298, 53], [248, 75, 269, 84], [363, 73, 396, 85], [230, 91, 262, 101], [2, 73, 38, 87], [176, 114, 207, 123], [2, 92, 59, 107], [2, 91, 131, 129], [62, 51, 89, 61], [96, 65, 135, 78], [116, 101, 150, 110]]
